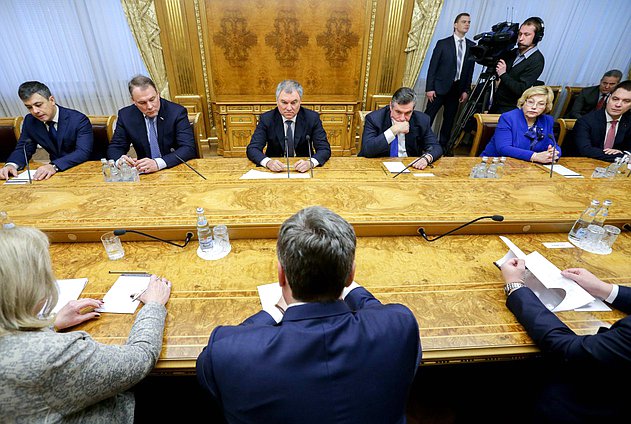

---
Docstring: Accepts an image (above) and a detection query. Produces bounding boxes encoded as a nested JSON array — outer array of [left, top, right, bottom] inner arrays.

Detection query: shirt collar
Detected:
[[518, 45, 539, 60], [453, 33, 465, 43], [50, 105, 59, 125]]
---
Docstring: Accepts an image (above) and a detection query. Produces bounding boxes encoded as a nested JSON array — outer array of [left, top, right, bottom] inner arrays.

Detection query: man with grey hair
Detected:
[[197, 206, 421, 423], [359, 87, 442, 169], [0, 81, 93, 180], [568, 69, 623, 119], [246, 80, 331, 172]]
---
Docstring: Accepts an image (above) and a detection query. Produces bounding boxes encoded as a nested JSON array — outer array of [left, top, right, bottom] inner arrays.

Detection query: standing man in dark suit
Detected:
[[0, 81, 93, 181], [197, 206, 421, 424], [568, 69, 622, 119], [573, 80, 631, 162], [501, 259, 630, 422], [246, 80, 331, 173], [424, 12, 476, 149], [107, 75, 196, 174], [490, 17, 546, 114], [358, 87, 442, 169]]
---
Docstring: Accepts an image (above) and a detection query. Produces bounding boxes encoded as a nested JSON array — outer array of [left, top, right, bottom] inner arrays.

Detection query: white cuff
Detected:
[[154, 157, 167, 170], [605, 284, 619, 304], [310, 158, 319, 167], [384, 129, 396, 144], [261, 157, 271, 168], [263, 306, 284, 324], [341, 281, 361, 299]]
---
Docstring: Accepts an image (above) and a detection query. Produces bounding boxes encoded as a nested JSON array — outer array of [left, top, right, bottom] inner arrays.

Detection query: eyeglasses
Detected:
[[525, 99, 546, 108]]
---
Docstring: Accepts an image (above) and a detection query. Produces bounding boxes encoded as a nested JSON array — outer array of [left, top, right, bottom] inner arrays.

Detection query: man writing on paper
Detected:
[[501, 259, 630, 423], [358, 87, 442, 169], [107, 75, 196, 174], [246, 80, 331, 173], [197, 206, 421, 423], [0, 81, 93, 181]]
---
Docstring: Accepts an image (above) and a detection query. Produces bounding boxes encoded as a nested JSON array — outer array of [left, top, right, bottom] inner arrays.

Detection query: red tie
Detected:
[[596, 94, 607, 110], [604, 120, 618, 150]]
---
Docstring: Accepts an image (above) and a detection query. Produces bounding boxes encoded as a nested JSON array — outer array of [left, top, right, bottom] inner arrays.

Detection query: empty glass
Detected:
[[600, 225, 621, 253], [584, 224, 605, 251], [213, 225, 230, 253], [591, 167, 607, 178], [101, 231, 125, 260]]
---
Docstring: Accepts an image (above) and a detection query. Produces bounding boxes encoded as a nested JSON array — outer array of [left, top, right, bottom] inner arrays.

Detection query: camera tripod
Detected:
[[444, 66, 497, 156]]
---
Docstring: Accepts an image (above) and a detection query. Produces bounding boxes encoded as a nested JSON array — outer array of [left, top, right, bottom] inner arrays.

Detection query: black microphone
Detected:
[[547, 134, 557, 178], [24, 145, 32, 184], [306, 134, 314, 178], [623, 223, 631, 232], [283, 136, 291, 179], [114, 229, 193, 248], [169, 148, 207, 180], [418, 215, 504, 242]]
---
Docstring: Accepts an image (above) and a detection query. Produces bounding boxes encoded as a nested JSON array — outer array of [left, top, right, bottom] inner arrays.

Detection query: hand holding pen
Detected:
[[130, 274, 172, 305]]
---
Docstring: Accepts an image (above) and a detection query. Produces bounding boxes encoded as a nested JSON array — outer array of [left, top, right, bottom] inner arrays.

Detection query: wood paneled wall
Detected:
[[155, 0, 414, 155]]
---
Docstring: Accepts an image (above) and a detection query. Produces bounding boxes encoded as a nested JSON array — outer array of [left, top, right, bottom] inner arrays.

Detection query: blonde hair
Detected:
[[517, 85, 554, 113], [0, 227, 58, 335]]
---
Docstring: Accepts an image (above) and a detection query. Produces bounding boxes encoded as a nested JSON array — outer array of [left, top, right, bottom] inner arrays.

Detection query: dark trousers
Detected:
[[424, 81, 462, 149]]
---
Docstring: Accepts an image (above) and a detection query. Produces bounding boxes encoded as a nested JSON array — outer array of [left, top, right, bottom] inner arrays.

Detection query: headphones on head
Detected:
[[524, 16, 545, 44]]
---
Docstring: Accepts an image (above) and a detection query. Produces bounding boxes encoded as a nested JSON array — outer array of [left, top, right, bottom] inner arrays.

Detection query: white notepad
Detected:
[[52, 278, 88, 313], [96, 275, 150, 314]]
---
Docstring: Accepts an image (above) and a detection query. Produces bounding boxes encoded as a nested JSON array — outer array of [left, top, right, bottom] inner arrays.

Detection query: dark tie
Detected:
[[285, 120, 295, 157], [47, 121, 58, 145], [596, 94, 607, 110], [147, 117, 162, 158]]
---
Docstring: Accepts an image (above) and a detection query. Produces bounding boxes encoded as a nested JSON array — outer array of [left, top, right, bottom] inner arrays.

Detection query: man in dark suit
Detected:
[[424, 12, 476, 149], [197, 206, 421, 424], [490, 17, 545, 114], [0, 81, 93, 181], [501, 259, 630, 423], [573, 80, 631, 162], [107, 75, 195, 174], [246, 80, 331, 173], [568, 69, 623, 119], [358, 87, 442, 169]]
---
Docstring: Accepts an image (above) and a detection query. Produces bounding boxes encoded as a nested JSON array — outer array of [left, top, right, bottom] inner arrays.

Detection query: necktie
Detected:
[[390, 136, 399, 157], [147, 117, 161, 158], [285, 120, 295, 157], [604, 120, 618, 150], [596, 94, 607, 110], [455, 39, 464, 80], [47, 121, 58, 145]]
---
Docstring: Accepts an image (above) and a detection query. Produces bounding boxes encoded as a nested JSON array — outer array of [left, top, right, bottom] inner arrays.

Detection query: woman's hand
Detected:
[[54, 298, 103, 330]]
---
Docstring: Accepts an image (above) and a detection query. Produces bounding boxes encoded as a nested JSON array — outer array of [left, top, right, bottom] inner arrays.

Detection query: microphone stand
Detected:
[[283, 136, 291, 179], [548, 134, 557, 178], [306, 135, 314, 178], [169, 148, 207, 180], [24, 146, 32, 184], [417, 215, 504, 242], [115, 229, 193, 248]]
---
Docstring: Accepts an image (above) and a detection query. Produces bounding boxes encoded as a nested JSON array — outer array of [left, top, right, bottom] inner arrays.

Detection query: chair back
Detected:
[[355, 110, 371, 155], [556, 118, 577, 155], [469, 113, 501, 157], [188, 112, 203, 158], [0, 116, 23, 162], [549, 85, 562, 115], [559, 86, 584, 118], [87, 115, 116, 160]]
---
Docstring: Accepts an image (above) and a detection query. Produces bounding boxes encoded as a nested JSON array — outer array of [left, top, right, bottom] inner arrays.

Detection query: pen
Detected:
[[109, 271, 149, 275], [130, 288, 148, 302]]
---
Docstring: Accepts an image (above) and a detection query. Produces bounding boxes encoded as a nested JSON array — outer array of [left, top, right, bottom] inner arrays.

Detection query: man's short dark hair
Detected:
[[603, 69, 623, 80], [277, 206, 356, 302], [391, 87, 417, 106], [612, 80, 631, 94], [128, 75, 157, 96], [18, 81, 52, 101], [454, 13, 470, 24]]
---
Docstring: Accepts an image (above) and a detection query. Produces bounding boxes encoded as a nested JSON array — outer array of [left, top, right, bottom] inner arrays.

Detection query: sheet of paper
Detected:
[[257, 282, 281, 310], [240, 169, 310, 179], [413, 173, 435, 177], [543, 242, 575, 249], [96, 275, 150, 314], [52, 278, 88, 314], [499, 236, 528, 259], [542, 164, 583, 178], [382, 162, 410, 173], [3, 170, 36, 185]]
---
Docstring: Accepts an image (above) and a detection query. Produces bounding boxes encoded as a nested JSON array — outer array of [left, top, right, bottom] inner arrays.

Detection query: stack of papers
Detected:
[[240, 169, 310, 179], [96, 275, 150, 314], [4, 170, 36, 185], [542, 164, 583, 178]]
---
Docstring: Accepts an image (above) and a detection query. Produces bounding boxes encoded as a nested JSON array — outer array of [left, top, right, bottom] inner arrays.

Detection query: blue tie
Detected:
[[390, 136, 399, 157], [147, 117, 161, 158]]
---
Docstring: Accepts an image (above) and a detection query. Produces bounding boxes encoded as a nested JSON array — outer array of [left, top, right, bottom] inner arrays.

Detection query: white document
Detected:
[[257, 282, 281, 310], [413, 173, 435, 177], [240, 169, 310, 180], [496, 236, 610, 312], [542, 164, 583, 178], [543, 242, 575, 249], [382, 162, 410, 173], [52, 278, 88, 314], [4, 170, 37, 185], [96, 275, 150, 314]]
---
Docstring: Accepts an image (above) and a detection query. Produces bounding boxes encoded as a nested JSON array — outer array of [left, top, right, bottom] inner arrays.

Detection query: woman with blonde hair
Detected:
[[0, 226, 172, 423], [481, 85, 561, 163]]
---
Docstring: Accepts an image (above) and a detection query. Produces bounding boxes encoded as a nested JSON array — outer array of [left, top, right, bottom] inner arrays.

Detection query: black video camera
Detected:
[[469, 21, 519, 67]]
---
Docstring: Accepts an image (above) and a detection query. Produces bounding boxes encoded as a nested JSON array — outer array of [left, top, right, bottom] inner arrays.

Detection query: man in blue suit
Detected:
[[246, 80, 331, 173], [424, 12, 476, 149], [0, 81, 93, 181], [359, 87, 442, 169], [197, 206, 421, 424], [107, 75, 196, 174], [501, 259, 630, 422]]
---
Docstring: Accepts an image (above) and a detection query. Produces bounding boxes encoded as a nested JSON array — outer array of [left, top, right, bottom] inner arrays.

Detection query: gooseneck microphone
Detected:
[[306, 134, 314, 178], [24, 146, 32, 184], [169, 148, 207, 180], [114, 229, 193, 248], [283, 136, 291, 179], [418, 215, 504, 242], [547, 134, 557, 178]]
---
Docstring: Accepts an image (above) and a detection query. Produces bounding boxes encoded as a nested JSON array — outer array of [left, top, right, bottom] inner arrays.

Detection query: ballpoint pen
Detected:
[[109, 271, 149, 275], [130, 288, 148, 302]]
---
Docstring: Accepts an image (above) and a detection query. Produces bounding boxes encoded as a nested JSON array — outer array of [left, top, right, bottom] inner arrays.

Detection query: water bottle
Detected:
[[120, 161, 131, 182], [470, 156, 489, 178], [486, 157, 500, 178], [496, 157, 507, 178], [1, 211, 15, 229], [108, 160, 120, 182], [605, 158, 620, 178], [568, 199, 600, 244], [592, 199, 612, 227], [101, 158, 111, 182], [196, 207, 214, 252]]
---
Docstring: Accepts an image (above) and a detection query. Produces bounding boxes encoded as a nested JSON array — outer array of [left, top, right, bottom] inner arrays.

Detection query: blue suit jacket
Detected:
[[507, 286, 631, 422], [573, 108, 631, 162], [196, 287, 421, 424], [8, 105, 93, 171], [246, 107, 331, 166], [358, 106, 443, 159], [107, 98, 195, 168], [425, 36, 475, 96], [480, 108, 561, 161]]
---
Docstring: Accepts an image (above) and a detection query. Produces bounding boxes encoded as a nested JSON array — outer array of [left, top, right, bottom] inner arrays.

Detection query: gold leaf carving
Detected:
[[264, 10, 309, 65]]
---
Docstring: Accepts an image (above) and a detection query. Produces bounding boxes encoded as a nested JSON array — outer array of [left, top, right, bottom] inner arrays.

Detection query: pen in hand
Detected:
[[130, 288, 147, 302]]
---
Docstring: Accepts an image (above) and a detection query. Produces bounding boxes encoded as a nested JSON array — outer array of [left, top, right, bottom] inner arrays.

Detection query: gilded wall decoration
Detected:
[[316, 13, 360, 65], [303, 69, 322, 93], [213, 10, 258, 67], [264, 10, 309, 66]]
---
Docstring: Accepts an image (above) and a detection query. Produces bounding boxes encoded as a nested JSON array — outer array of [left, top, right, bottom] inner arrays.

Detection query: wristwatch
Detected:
[[504, 281, 525, 296], [51, 163, 59, 172]]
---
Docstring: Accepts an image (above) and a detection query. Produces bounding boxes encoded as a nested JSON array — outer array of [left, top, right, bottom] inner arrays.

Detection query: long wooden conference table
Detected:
[[2, 157, 630, 371]]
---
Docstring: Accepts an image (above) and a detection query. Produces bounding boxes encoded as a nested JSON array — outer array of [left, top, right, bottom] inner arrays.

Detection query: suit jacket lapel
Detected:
[[295, 108, 307, 148], [157, 104, 166, 155], [274, 109, 285, 149], [614, 115, 630, 146], [55, 106, 68, 152]]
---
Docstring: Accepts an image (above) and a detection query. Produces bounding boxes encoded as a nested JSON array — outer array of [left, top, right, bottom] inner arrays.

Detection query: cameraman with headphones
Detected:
[[490, 17, 545, 114]]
